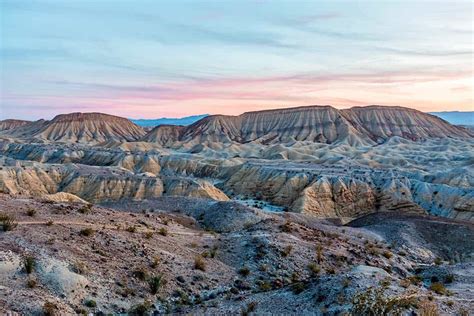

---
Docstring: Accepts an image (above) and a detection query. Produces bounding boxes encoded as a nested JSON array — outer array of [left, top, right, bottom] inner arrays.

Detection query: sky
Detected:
[[0, 0, 473, 120]]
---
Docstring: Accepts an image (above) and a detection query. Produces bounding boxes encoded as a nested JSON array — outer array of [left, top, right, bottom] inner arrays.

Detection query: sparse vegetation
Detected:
[[352, 287, 417, 315], [429, 282, 448, 295], [78, 204, 92, 214], [46, 220, 54, 226], [238, 266, 250, 277], [148, 274, 165, 294], [382, 250, 393, 259], [316, 244, 323, 263], [0, 213, 17, 232], [129, 300, 152, 316], [280, 221, 292, 233], [26, 209, 37, 217], [194, 255, 206, 271], [241, 301, 257, 316], [79, 228, 94, 237], [143, 231, 153, 239], [84, 299, 97, 308], [418, 299, 439, 316], [158, 227, 168, 236], [133, 267, 148, 281], [43, 301, 60, 316], [308, 262, 321, 276], [26, 278, 37, 288], [126, 225, 137, 233], [70, 260, 88, 275], [22, 255, 36, 274], [281, 245, 293, 257]]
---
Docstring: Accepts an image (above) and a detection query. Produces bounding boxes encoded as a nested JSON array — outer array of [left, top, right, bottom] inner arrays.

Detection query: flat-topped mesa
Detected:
[[34, 112, 146, 143], [0, 119, 31, 131], [342, 105, 473, 142]]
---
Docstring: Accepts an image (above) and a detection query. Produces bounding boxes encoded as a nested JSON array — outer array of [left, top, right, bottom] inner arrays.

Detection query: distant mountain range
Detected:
[[130, 114, 208, 127], [130, 112, 473, 128], [430, 111, 474, 126]]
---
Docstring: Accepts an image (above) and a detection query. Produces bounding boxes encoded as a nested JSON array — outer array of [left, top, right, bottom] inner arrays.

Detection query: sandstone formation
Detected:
[[0, 119, 30, 131]]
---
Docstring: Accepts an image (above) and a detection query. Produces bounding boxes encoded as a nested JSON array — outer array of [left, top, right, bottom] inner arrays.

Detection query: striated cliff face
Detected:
[[0, 119, 30, 131], [143, 105, 473, 146], [342, 106, 472, 142], [2, 113, 145, 144]]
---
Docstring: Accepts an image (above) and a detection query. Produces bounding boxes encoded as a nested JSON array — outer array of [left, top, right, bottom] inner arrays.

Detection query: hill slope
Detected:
[[2, 113, 145, 143], [144, 105, 472, 146]]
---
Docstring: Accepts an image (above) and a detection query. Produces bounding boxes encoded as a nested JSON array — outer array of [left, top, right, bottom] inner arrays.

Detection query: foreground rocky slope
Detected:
[[1, 195, 473, 315]]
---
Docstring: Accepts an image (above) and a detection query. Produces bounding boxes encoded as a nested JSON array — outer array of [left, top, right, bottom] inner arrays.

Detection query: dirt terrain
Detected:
[[1, 194, 473, 315]]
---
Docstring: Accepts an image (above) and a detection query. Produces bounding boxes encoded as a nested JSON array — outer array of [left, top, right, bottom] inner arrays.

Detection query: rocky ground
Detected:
[[1, 194, 473, 315]]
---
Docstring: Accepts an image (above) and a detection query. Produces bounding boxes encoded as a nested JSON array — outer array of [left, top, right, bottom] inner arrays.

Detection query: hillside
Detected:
[[2, 113, 145, 144], [143, 105, 472, 146]]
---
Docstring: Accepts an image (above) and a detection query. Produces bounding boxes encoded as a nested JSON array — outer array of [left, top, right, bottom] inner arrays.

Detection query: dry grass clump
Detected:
[[429, 282, 448, 295], [418, 299, 439, 316], [148, 274, 166, 294], [352, 287, 417, 315], [26, 209, 37, 217], [22, 255, 36, 274], [43, 301, 60, 316], [308, 262, 321, 276], [241, 301, 257, 316], [79, 228, 94, 237], [281, 245, 293, 257], [158, 227, 168, 236], [126, 226, 137, 233], [194, 255, 206, 271], [0, 213, 17, 232]]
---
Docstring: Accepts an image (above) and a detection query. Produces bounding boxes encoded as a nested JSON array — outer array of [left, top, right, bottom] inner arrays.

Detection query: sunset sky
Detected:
[[1, 0, 473, 120]]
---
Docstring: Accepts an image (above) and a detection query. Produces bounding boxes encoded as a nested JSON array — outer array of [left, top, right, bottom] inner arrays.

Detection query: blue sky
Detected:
[[1, 0, 472, 120]]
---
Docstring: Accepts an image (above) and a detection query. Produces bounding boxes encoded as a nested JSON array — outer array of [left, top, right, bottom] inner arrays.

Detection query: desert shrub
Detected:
[[79, 228, 94, 237], [238, 266, 250, 277], [407, 275, 422, 286], [209, 246, 218, 258], [0, 213, 17, 232], [444, 274, 454, 284], [158, 227, 168, 236], [316, 244, 323, 263], [351, 287, 417, 315], [194, 255, 206, 271], [280, 221, 292, 233], [291, 282, 308, 294], [26, 209, 37, 217], [126, 226, 137, 233], [43, 301, 60, 316], [26, 278, 37, 288], [458, 308, 469, 316], [308, 263, 321, 276], [84, 299, 97, 308], [78, 204, 92, 214], [281, 245, 293, 257], [133, 267, 148, 281], [149, 274, 165, 294], [241, 301, 257, 316], [70, 260, 88, 275], [382, 251, 393, 259], [129, 300, 152, 316], [434, 257, 442, 265], [418, 299, 439, 316], [150, 256, 160, 269], [23, 255, 36, 274], [342, 278, 351, 288], [326, 267, 336, 275], [429, 282, 448, 295], [143, 231, 153, 239], [257, 280, 272, 291], [46, 220, 54, 226]]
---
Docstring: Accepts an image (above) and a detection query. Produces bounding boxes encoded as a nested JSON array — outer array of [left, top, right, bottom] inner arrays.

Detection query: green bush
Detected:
[[23, 256, 36, 274]]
